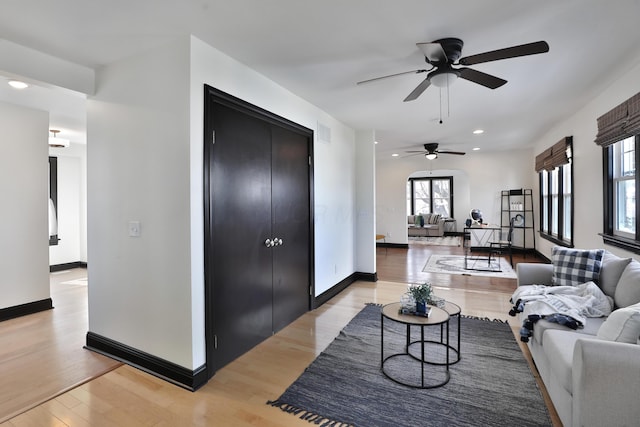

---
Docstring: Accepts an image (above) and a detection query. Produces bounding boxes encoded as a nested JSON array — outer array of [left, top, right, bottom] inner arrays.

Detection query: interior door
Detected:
[[210, 102, 274, 371], [204, 86, 313, 376], [271, 126, 311, 332]]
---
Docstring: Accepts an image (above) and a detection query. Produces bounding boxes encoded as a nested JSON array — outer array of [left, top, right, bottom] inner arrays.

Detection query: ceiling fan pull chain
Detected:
[[439, 87, 443, 124], [447, 76, 451, 118]]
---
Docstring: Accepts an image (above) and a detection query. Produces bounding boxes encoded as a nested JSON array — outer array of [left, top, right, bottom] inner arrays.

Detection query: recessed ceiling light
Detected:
[[391, 153, 399, 157], [473, 147, 480, 151], [8, 80, 29, 89], [374, 141, 379, 144], [473, 129, 484, 135]]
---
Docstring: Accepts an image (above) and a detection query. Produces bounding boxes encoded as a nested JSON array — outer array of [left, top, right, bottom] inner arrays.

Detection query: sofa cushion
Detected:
[[614, 260, 640, 308], [597, 303, 640, 344], [427, 213, 441, 224], [529, 317, 605, 346], [600, 252, 632, 298], [551, 247, 604, 287], [543, 330, 600, 395]]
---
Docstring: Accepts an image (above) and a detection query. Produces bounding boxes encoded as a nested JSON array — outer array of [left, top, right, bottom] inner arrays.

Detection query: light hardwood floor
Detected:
[[1, 241, 560, 426], [0, 270, 120, 424]]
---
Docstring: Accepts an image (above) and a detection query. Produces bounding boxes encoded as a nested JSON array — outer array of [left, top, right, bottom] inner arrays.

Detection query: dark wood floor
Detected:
[[376, 237, 545, 293]]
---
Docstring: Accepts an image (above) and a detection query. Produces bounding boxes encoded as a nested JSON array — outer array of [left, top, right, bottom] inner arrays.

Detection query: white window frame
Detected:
[[612, 136, 636, 239]]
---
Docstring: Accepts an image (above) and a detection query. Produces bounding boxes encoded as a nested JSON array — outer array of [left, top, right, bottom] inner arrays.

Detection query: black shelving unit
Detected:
[[500, 189, 535, 253]]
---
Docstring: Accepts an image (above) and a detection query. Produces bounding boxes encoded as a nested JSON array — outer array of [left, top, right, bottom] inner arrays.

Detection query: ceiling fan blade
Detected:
[[438, 150, 466, 155], [417, 42, 447, 63], [403, 78, 431, 102], [458, 68, 507, 89], [458, 41, 549, 66], [356, 69, 427, 85], [402, 152, 429, 158]]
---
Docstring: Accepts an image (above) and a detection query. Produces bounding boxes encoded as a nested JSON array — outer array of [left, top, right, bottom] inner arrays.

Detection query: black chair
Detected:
[[488, 216, 516, 267]]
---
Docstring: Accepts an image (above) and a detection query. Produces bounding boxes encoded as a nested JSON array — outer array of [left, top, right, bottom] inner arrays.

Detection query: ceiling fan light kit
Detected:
[[429, 69, 459, 88], [406, 143, 466, 160], [49, 129, 70, 148], [357, 36, 549, 104]]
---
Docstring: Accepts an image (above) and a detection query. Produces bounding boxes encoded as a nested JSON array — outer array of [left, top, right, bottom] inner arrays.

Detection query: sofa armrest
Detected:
[[572, 339, 640, 427], [516, 263, 552, 287]]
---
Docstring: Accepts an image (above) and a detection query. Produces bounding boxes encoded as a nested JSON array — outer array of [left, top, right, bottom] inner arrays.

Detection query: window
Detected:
[[602, 136, 639, 251], [596, 91, 640, 253], [613, 137, 636, 237], [407, 176, 453, 217], [537, 137, 573, 246], [49, 156, 59, 246]]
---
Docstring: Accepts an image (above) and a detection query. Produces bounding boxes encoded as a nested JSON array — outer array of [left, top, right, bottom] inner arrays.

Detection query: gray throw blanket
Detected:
[[510, 281, 612, 326]]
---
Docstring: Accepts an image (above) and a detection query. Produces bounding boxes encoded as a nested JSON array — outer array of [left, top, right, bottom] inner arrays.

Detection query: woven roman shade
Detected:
[[594, 91, 640, 147], [535, 136, 572, 172]]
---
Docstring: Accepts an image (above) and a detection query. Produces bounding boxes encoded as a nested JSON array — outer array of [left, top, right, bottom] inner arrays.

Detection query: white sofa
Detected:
[[516, 249, 640, 427], [407, 214, 445, 237]]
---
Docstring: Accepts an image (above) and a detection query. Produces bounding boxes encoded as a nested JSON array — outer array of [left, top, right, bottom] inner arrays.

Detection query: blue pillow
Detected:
[[551, 247, 604, 287]]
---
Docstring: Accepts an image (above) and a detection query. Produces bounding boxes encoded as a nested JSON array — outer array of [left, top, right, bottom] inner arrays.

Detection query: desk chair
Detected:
[[376, 234, 387, 254], [487, 217, 515, 267]]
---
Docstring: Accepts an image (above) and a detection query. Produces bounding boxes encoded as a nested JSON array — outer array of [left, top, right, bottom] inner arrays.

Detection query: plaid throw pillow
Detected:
[[552, 247, 605, 286], [428, 214, 441, 224]]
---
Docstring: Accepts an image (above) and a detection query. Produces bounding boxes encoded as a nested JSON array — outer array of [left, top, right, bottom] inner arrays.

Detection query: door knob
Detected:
[[265, 238, 283, 247]]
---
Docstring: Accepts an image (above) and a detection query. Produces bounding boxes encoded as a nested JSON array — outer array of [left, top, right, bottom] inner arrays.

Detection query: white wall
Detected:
[[0, 102, 50, 309], [87, 37, 194, 368], [0, 39, 94, 95], [355, 130, 376, 274], [376, 149, 534, 244], [190, 36, 358, 298], [87, 35, 361, 371], [530, 58, 640, 259], [49, 143, 87, 265], [312, 123, 357, 292]]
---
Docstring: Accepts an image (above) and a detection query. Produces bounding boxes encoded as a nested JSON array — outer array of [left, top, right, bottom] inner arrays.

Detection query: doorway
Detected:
[[203, 86, 314, 376]]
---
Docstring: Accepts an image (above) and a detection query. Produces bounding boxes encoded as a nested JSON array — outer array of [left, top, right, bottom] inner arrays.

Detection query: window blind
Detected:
[[535, 136, 572, 172], [594, 91, 640, 147]]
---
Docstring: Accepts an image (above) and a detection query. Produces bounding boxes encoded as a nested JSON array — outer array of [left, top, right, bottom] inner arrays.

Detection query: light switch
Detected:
[[128, 221, 141, 237]]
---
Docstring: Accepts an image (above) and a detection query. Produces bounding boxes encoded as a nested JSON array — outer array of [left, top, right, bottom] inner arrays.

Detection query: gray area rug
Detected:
[[268, 304, 551, 427], [409, 236, 461, 246], [423, 254, 517, 279]]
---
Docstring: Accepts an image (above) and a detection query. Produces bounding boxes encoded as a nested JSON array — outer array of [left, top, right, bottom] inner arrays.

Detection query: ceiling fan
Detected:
[[357, 38, 549, 102], [406, 143, 465, 160]]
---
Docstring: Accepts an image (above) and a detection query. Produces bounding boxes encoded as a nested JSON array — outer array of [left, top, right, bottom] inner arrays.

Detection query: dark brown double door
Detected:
[[204, 87, 313, 375]]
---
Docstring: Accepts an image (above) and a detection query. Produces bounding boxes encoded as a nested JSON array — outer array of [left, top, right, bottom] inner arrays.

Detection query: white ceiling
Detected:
[[1, 0, 640, 155]]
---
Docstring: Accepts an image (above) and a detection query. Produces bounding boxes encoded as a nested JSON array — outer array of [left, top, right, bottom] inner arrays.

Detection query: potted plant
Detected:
[[408, 282, 432, 314]]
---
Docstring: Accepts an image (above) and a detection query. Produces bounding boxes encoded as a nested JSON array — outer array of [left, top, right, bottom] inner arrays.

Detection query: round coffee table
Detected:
[[380, 302, 451, 389], [435, 301, 461, 365]]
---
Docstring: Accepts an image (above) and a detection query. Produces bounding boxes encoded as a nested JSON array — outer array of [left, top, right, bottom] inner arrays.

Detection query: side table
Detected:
[[435, 301, 461, 365], [380, 302, 450, 389]]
